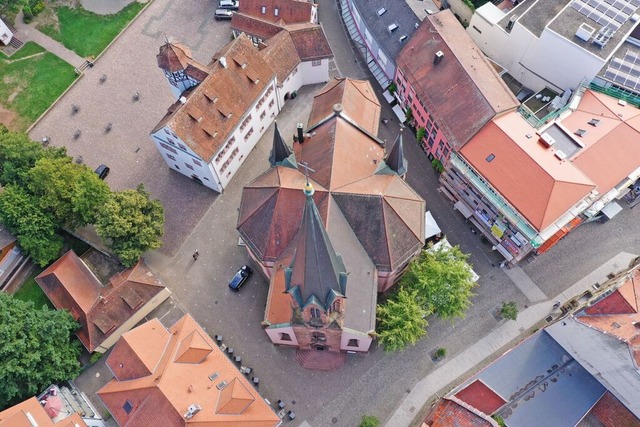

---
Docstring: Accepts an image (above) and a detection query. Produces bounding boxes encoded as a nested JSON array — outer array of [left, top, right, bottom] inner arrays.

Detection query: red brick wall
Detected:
[[590, 391, 640, 427], [292, 325, 342, 353]]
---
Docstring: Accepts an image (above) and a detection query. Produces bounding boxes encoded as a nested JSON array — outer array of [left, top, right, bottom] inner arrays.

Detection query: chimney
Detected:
[[219, 56, 227, 68], [297, 123, 304, 143], [434, 51, 444, 65]]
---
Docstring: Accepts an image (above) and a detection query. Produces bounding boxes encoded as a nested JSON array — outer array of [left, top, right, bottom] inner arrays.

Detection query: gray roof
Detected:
[[351, 0, 420, 60], [0, 226, 16, 249], [385, 133, 407, 176], [464, 330, 606, 427], [546, 317, 640, 419], [269, 122, 297, 168]]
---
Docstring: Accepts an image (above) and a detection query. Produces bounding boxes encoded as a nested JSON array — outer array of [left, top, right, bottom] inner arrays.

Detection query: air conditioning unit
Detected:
[[539, 132, 555, 147], [555, 150, 567, 160], [184, 404, 201, 419]]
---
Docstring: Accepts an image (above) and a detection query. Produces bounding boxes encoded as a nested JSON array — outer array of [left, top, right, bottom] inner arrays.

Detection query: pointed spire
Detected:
[[269, 123, 297, 168], [286, 186, 346, 308], [385, 132, 408, 176], [156, 40, 192, 72]]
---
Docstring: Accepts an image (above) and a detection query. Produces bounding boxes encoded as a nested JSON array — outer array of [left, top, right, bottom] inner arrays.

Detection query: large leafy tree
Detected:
[[0, 186, 63, 266], [27, 157, 110, 228], [95, 184, 164, 266], [400, 245, 476, 319], [376, 288, 429, 351], [0, 292, 80, 408]]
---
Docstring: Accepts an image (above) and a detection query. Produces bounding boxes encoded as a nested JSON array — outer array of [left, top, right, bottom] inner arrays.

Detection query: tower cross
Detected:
[[299, 161, 316, 185]]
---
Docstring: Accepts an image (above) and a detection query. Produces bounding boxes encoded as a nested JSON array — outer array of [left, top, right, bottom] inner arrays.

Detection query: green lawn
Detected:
[[6, 41, 46, 60], [13, 267, 53, 310], [0, 48, 77, 130], [49, 3, 145, 58]]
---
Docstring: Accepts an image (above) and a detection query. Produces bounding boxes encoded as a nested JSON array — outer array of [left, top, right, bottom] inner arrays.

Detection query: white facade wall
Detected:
[[299, 58, 330, 85], [266, 325, 299, 346], [277, 65, 304, 108], [163, 70, 201, 100], [0, 19, 13, 46], [340, 329, 372, 352]]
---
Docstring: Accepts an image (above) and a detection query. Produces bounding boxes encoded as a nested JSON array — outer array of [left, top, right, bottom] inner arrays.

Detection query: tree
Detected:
[[0, 186, 63, 266], [0, 292, 80, 408], [400, 245, 476, 319], [95, 184, 164, 266], [376, 288, 429, 351], [27, 157, 110, 228], [500, 301, 518, 321]]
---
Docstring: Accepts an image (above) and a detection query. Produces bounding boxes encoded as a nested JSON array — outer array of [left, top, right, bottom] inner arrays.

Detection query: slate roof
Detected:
[[36, 251, 166, 352], [396, 10, 519, 151], [460, 112, 596, 232], [151, 36, 275, 162], [0, 397, 87, 427], [98, 315, 280, 427], [269, 122, 296, 167]]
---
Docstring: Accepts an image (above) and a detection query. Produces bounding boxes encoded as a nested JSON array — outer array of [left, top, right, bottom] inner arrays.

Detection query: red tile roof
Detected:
[[455, 379, 506, 416], [231, 13, 283, 40], [396, 10, 518, 150], [238, 0, 314, 25], [423, 397, 497, 427], [589, 391, 640, 427], [0, 397, 87, 427], [260, 30, 301, 84], [98, 315, 280, 426], [460, 113, 596, 231], [36, 251, 167, 352], [288, 25, 332, 61]]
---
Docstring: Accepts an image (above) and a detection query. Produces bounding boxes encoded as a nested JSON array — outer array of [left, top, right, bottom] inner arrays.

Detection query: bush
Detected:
[[359, 415, 380, 427], [388, 82, 397, 94], [416, 127, 426, 143], [405, 107, 413, 122], [492, 415, 506, 427], [431, 158, 444, 173], [23, 5, 34, 23], [89, 352, 103, 364], [32, 1, 45, 16], [435, 347, 447, 359], [500, 301, 518, 321]]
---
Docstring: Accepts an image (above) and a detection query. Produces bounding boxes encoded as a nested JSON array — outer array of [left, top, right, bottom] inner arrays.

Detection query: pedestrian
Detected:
[[553, 301, 561, 309], [193, 250, 199, 261]]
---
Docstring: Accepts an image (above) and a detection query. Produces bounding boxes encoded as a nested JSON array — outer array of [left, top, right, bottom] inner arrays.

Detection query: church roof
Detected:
[[156, 42, 192, 72], [269, 122, 296, 168], [377, 132, 407, 176]]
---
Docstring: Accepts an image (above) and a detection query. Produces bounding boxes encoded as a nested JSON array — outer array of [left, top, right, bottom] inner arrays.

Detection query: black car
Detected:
[[229, 265, 252, 291], [95, 164, 110, 180]]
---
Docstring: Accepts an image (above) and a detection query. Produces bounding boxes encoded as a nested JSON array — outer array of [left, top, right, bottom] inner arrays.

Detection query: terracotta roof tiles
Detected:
[[231, 13, 283, 40], [0, 397, 87, 427], [423, 397, 497, 427], [238, 0, 313, 25], [288, 25, 332, 61], [260, 30, 301, 84]]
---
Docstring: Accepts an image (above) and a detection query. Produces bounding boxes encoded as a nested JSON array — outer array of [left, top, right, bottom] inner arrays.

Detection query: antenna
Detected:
[[164, 34, 170, 44]]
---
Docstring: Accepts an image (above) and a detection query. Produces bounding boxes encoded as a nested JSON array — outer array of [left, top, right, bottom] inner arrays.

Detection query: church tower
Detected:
[[156, 40, 209, 99]]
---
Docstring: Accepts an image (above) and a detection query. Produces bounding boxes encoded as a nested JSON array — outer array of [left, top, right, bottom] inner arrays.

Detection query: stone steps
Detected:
[[294, 349, 346, 371]]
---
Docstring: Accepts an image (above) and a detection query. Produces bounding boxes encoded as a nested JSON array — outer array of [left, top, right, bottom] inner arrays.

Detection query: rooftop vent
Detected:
[[184, 404, 201, 419], [399, 35, 408, 42], [219, 57, 227, 68], [574, 128, 587, 137], [576, 23, 595, 42], [593, 27, 615, 48], [506, 15, 517, 31], [555, 150, 567, 160], [388, 23, 399, 32], [587, 118, 601, 126], [618, 99, 627, 106], [539, 132, 555, 147], [434, 50, 444, 65], [179, 96, 187, 104], [377, 7, 387, 16], [632, 13, 639, 22]]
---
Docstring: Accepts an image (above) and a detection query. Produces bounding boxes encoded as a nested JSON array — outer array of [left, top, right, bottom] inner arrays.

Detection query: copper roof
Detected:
[[396, 10, 519, 150], [460, 113, 596, 232], [98, 315, 280, 426], [238, 0, 313, 25], [152, 36, 275, 162], [0, 397, 87, 427], [36, 251, 166, 352], [288, 25, 333, 61], [260, 30, 301, 84]]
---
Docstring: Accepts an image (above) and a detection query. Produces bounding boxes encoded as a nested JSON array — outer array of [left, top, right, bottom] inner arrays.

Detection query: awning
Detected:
[[454, 200, 473, 219], [382, 90, 394, 103], [392, 104, 406, 123], [494, 243, 514, 261], [425, 211, 442, 240]]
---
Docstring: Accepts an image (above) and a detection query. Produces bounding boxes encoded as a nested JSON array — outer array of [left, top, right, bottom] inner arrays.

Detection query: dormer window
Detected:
[[377, 7, 387, 16], [388, 23, 399, 32], [310, 307, 321, 318]]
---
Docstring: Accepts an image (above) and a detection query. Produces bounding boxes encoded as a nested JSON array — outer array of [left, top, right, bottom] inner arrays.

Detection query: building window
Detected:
[[347, 339, 359, 347], [274, 7, 279, 16], [174, 164, 180, 170], [123, 400, 133, 414], [244, 127, 254, 141], [160, 143, 177, 154], [260, 110, 266, 119], [312, 331, 325, 341], [292, 67, 298, 76], [310, 307, 321, 318], [269, 99, 275, 108], [473, 25, 482, 34], [167, 154, 176, 161], [240, 114, 252, 131], [185, 163, 194, 170], [311, 59, 321, 67], [280, 333, 292, 341], [261, 5, 266, 13], [193, 159, 202, 167], [178, 143, 187, 150]]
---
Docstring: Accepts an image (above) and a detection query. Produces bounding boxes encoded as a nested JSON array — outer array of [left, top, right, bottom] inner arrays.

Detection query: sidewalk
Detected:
[[13, 10, 85, 67], [387, 251, 638, 427]]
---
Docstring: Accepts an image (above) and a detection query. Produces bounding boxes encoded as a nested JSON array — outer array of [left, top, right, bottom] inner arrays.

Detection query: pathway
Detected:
[[12, 10, 85, 68], [387, 251, 637, 426], [81, 0, 138, 15]]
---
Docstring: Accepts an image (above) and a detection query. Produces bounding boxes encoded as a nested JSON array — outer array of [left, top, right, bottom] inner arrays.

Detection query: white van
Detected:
[[214, 9, 233, 20]]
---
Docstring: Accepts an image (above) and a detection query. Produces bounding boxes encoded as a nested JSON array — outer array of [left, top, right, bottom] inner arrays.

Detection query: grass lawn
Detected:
[[0, 45, 77, 131], [13, 267, 53, 310], [5, 42, 46, 60], [48, 3, 145, 58]]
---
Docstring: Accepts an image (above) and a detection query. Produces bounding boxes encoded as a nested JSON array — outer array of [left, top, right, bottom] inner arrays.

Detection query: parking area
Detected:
[[28, 0, 234, 256]]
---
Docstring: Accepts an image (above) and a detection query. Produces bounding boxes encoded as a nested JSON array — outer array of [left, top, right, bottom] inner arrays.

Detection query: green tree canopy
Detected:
[[0, 186, 63, 266], [95, 184, 164, 266], [0, 126, 66, 187], [0, 292, 80, 408], [27, 157, 110, 228], [400, 245, 477, 319], [376, 288, 429, 351]]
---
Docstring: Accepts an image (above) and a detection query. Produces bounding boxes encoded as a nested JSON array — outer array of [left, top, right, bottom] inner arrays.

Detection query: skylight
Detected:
[[388, 23, 399, 32], [486, 154, 495, 162], [574, 129, 587, 137], [377, 7, 387, 16], [588, 118, 601, 127]]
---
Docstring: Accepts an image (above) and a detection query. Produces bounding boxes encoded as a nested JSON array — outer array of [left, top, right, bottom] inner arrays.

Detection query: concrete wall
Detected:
[[95, 288, 172, 353], [299, 58, 330, 85], [447, 0, 473, 25], [0, 19, 13, 46]]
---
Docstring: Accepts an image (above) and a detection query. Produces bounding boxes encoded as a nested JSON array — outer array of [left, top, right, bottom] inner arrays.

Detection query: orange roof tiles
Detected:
[[423, 397, 496, 427], [0, 397, 87, 427], [98, 315, 280, 427], [396, 10, 518, 150], [460, 113, 596, 231], [260, 30, 301, 84], [288, 25, 332, 61], [36, 251, 167, 352], [238, 0, 313, 25]]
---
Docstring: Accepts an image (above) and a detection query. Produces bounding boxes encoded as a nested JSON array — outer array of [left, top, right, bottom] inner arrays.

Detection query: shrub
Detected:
[[416, 127, 426, 143], [89, 352, 103, 364], [405, 107, 413, 122], [435, 347, 447, 358], [388, 82, 397, 94], [32, 1, 45, 16], [500, 301, 518, 321], [431, 158, 444, 173], [492, 415, 506, 427], [359, 415, 380, 427], [23, 5, 34, 23]]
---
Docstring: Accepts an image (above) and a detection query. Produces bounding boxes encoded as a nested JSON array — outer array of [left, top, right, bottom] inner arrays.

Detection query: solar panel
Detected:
[[604, 49, 640, 92], [570, 0, 639, 32]]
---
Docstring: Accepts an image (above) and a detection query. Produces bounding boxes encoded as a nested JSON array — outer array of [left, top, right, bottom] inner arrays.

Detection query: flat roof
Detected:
[[520, 0, 571, 37], [542, 123, 584, 158]]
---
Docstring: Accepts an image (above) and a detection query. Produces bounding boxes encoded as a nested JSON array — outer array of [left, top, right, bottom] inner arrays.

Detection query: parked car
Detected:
[[229, 265, 252, 291], [218, 0, 239, 10], [214, 9, 233, 20], [95, 164, 110, 180]]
